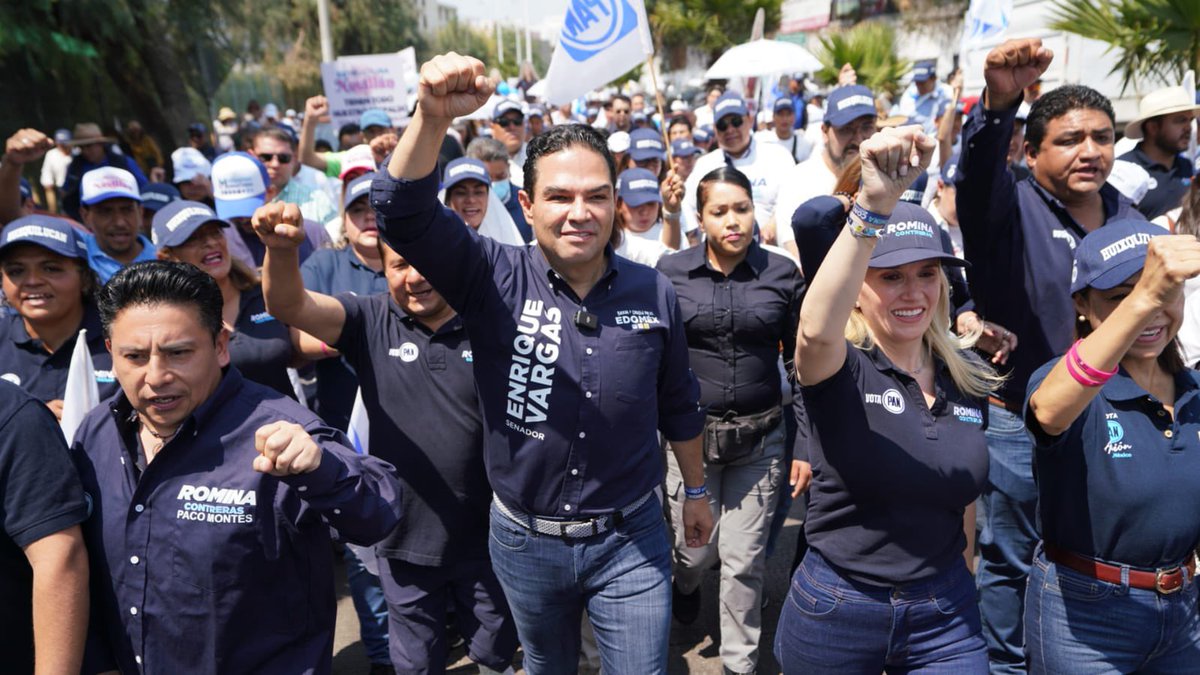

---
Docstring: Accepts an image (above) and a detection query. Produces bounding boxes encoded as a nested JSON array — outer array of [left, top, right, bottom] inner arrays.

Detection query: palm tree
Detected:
[[649, 0, 783, 67], [1049, 0, 1200, 92], [813, 21, 910, 97]]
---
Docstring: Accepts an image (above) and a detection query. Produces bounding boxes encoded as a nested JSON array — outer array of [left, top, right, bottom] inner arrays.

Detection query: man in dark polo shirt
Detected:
[[1118, 85, 1199, 220], [71, 261, 402, 673], [954, 38, 1145, 673], [0, 380, 90, 674], [369, 52, 712, 673], [253, 202, 518, 673]]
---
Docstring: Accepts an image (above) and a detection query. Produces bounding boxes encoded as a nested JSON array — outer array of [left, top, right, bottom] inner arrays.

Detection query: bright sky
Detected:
[[440, 0, 568, 40]]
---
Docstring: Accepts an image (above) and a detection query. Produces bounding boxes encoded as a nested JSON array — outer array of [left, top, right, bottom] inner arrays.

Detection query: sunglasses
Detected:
[[257, 152, 293, 164], [715, 116, 744, 133], [495, 117, 524, 129]]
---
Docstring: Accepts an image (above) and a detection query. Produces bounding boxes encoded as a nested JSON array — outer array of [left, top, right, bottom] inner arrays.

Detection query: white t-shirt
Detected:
[[771, 153, 838, 247], [509, 144, 527, 189], [40, 147, 73, 189], [754, 129, 812, 164], [615, 231, 669, 267], [682, 139, 797, 246]]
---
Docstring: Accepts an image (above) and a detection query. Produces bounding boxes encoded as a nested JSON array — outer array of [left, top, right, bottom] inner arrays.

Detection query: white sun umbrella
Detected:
[[705, 39, 823, 80]]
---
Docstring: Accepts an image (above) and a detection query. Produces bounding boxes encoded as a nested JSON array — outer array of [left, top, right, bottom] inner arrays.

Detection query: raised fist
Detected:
[[984, 38, 1053, 111], [305, 95, 331, 124], [253, 421, 322, 476], [838, 63, 857, 86], [661, 168, 683, 214], [251, 202, 306, 249], [4, 129, 54, 165], [856, 125, 936, 215], [1133, 235, 1200, 310], [417, 52, 494, 121]]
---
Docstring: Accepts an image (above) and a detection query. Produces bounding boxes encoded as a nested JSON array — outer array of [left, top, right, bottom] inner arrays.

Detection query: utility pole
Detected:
[[524, 0, 532, 64], [316, 0, 334, 63]]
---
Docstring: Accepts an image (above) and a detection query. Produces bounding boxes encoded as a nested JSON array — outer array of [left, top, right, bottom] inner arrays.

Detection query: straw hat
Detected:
[[67, 122, 116, 146], [1124, 86, 1200, 140], [218, 106, 237, 122]]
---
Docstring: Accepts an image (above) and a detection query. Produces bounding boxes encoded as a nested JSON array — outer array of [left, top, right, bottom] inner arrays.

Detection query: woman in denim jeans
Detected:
[[778, 126, 1000, 673], [1024, 221, 1200, 673]]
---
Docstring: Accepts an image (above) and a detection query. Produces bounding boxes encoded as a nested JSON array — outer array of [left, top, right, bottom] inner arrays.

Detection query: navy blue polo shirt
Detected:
[[230, 286, 295, 398], [955, 98, 1144, 405], [1025, 362, 1200, 568], [301, 246, 388, 431], [71, 367, 402, 674], [371, 169, 704, 518], [801, 345, 990, 586], [1119, 144, 1195, 220], [0, 303, 118, 403], [335, 293, 489, 564], [0, 381, 88, 674], [656, 241, 804, 415], [502, 187, 533, 243]]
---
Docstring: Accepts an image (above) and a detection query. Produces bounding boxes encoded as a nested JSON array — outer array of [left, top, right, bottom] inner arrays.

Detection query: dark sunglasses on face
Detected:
[[495, 117, 524, 129], [257, 152, 293, 164], [715, 116, 744, 133]]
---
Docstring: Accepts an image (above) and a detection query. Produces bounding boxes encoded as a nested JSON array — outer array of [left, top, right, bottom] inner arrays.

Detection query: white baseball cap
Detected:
[[172, 147, 212, 183], [81, 167, 141, 206], [211, 152, 269, 219]]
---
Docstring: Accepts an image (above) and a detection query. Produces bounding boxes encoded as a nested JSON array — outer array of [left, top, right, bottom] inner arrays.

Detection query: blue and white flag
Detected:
[[347, 388, 369, 455], [959, 0, 1013, 55], [60, 328, 99, 445], [542, 0, 655, 105]]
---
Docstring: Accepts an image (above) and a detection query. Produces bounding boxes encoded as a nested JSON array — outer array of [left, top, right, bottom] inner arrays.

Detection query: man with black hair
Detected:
[[368, 52, 711, 673], [605, 94, 633, 134], [1118, 85, 1200, 220], [955, 38, 1145, 674], [71, 260, 402, 673]]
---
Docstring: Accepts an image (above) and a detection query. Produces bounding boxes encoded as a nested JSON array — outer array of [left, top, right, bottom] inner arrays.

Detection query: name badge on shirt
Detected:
[[1104, 413, 1133, 458], [614, 309, 661, 332], [175, 484, 256, 524], [250, 312, 277, 324]]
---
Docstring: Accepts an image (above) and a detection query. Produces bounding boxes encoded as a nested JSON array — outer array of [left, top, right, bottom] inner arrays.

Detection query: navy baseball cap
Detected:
[[693, 126, 713, 144], [141, 183, 181, 212], [344, 171, 377, 208], [940, 153, 962, 185], [493, 100, 524, 122], [628, 128, 666, 161], [54, 128, 72, 144], [671, 139, 701, 157], [359, 109, 392, 129], [0, 215, 88, 259], [187, 122, 207, 135], [869, 202, 967, 269], [442, 158, 491, 191], [151, 200, 230, 248], [791, 196, 846, 281], [773, 97, 795, 113], [1070, 219, 1164, 295], [825, 85, 877, 128], [617, 168, 662, 207], [912, 60, 937, 83], [712, 92, 749, 123], [900, 171, 928, 205]]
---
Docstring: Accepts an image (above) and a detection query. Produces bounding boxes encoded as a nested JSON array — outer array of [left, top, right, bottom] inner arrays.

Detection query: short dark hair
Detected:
[[98, 261, 224, 340], [338, 123, 361, 140], [667, 115, 693, 134], [610, 94, 631, 107], [522, 124, 616, 200], [249, 126, 297, 150], [1025, 84, 1114, 150], [696, 166, 753, 213]]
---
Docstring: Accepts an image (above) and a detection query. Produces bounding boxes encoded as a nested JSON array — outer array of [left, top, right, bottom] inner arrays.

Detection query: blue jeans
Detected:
[[344, 546, 391, 665], [775, 550, 988, 674], [488, 495, 671, 675], [976, 404, 1039, 674], [1025, 546, 1200, 674]]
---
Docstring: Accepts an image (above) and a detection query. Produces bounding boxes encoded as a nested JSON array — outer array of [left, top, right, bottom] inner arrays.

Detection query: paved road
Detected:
[[333, 497, 805, 674]]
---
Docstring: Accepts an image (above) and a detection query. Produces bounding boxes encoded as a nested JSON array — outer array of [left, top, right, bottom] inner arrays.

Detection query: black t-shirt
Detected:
[[0, 381, 88, 672], [230, 286, 295, 398]]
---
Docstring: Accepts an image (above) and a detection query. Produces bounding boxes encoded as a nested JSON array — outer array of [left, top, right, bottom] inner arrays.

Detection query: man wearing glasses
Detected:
[[490, 100, 528, 190], [251, 127, 337, 227], [680, 92, 796, 251]]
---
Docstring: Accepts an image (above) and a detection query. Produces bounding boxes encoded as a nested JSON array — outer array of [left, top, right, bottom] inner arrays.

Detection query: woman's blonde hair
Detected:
[[846, 269, 1004, 398]]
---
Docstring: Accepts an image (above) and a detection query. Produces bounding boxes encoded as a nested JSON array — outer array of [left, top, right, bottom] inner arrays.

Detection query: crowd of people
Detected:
[[3, 34, 1200, 675]]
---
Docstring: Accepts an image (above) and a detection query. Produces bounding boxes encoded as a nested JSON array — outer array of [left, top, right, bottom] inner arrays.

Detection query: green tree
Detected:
[[1049, 0, 1200, 92], [649, 0, 783, 67], [813, 21, 910, 97]]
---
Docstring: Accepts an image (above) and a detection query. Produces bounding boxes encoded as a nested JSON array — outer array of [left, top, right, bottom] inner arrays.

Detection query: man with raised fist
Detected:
[[369, 51, 712, 673], [954, 38, 1145, 673]]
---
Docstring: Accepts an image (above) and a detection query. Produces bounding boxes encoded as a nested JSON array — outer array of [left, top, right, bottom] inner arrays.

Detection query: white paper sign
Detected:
[[321, 53, 411, 130]]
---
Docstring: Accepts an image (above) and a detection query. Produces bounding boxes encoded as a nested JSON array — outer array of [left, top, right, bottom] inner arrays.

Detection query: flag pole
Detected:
[[645, 51, 673, 165]]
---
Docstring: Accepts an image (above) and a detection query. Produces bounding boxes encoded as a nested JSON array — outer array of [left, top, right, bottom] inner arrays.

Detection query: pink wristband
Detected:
[[1068, 340, 1117, 382], [1064, 350, 1105, 387]]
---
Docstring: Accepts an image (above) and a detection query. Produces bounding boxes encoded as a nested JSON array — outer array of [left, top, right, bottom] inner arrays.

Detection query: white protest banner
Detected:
[[321, 53, 411, 130], [396, 47, 420, 113], [542, 0, 655, 105]]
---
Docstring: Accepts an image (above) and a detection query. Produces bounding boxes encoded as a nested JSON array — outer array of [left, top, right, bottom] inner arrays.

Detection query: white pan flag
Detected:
[[959, 0, 1012, 55], [347, 387, 370, 456], [542, 0, 655, 105], [60, 328, 99, 445]]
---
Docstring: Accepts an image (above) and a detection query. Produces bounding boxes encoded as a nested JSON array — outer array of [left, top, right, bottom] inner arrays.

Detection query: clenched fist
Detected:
[[4, 129, 54, 165], [251, 202, 307, 249], [304, 95, 331, 125], [417, 52, 495, 121], [857, 125, 936, 215], [984, 38, 1053, 111], [253, 421, 323, 476]]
